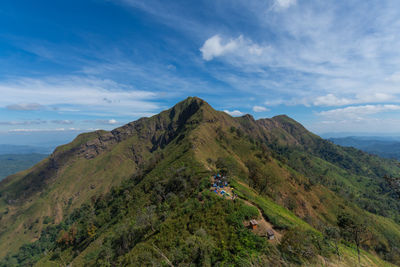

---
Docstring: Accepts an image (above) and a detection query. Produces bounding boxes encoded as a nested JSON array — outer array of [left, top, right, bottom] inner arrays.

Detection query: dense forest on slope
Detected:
[[1, 97, 400, 266]]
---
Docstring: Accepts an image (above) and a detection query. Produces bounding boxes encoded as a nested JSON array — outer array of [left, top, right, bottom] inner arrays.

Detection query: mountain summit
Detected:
[[1, 97, 400, 266]]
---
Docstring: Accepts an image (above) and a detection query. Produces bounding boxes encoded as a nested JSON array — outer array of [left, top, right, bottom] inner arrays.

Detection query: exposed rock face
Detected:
[[80, 132, 117, 159], [77, 97, 205, 159]]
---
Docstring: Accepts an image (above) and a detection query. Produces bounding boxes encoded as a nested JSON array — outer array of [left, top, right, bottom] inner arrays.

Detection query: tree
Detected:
[[337, 213, 369, 265], [324, 226, 341, 260], [184, 228, 215, 267], [56, 226, 77, 247], [279, 227, 320, 264], [87, 223, 97, 239], [245, 160, 263, 189], [383, 175, 400, 198], [136, 205, 157, 232]]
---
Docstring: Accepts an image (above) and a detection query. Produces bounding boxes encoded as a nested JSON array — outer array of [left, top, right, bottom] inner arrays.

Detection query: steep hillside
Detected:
[[1, 97, 400, 266]]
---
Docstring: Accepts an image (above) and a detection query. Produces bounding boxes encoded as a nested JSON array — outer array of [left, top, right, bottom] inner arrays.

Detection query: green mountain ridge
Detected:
[[1, 97, 400, 266]]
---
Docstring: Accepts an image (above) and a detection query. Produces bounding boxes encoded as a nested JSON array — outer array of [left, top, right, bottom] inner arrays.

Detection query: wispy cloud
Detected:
[[80, 61, 220, 96], [312, 93, 394, 107], [51, 120, 74, 125], [0, 120, 47, 126], [318, 105, 400, 120], [0, 76, 159, 116], [6, 103, 43, 111], [311, 104, 400, 133], [9, 128, 81, 133]]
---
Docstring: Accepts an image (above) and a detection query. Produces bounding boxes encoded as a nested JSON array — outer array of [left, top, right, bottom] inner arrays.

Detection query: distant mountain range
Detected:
[[0, 144, 53, 155], [0, 145, 52, 181], [329, 136, 400, 160], [0, 154, 48, 182]]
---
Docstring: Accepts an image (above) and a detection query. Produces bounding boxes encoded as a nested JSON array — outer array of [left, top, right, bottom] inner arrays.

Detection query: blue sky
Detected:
[[1, 0, 400, 145]]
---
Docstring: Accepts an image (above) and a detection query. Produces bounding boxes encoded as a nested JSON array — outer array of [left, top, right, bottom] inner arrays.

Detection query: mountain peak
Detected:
[[172, 96, 210, 113], [172, 96, 207, 111], [167, 96, 223, 124], [182, 96, 206, 104]]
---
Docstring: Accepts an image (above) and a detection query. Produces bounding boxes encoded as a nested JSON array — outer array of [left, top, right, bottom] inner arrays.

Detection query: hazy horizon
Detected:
[[1, 118, 400, 148]]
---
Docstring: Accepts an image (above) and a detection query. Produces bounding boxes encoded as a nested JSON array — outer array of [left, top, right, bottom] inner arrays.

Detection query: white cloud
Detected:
[[200, 35, 239, 61], [200, 35, 269, 61], [252, 106, 269, 112], [95, 119, 119, 125], [223, 110, 244, 116], [274, 0, 297, 10]]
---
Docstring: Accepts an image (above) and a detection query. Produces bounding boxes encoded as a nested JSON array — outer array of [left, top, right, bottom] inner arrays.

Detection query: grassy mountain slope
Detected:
[[1, 97, 400, 266]]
